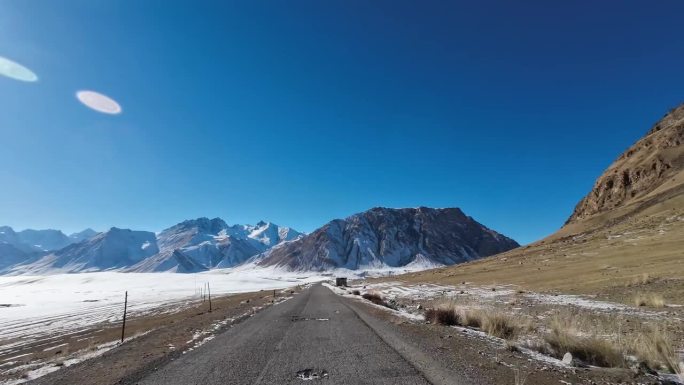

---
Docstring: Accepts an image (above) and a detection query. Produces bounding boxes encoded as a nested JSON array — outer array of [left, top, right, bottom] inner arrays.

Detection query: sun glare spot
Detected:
[[76, 90, 122, 115], [0, 56, 38, 82]]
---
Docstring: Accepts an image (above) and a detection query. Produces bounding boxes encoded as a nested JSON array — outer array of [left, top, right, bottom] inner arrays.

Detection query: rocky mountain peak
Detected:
[[255, 206, 518, 271], [567, 103, 684, 224], [174, 217, 228, 234]]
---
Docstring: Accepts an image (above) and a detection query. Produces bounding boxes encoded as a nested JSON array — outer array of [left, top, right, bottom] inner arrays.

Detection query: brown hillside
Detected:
[[567, 103, 684, 225], [392, 104, 684, 303]]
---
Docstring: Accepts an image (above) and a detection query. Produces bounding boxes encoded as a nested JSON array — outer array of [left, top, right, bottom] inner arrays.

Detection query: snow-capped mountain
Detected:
[[14, 229, 71, 252], [0, 243, 35, 270], [247, 221, 302, 247], [0, 226, 99, 253], [0, 218, 301, 275], [69, 228, 99, 243], [0, 227, 26, 253], [130, 218, 301, 273], [7, 228, 159, 274], [254, 207, 519, 271], [0, 209, 514, 275]]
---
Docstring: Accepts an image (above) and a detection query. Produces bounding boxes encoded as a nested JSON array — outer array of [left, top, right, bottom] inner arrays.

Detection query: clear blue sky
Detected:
[[1, 1, 683, 244]]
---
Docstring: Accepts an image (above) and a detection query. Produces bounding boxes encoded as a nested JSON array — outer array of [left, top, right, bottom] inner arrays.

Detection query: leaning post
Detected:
[[121, 291, 128, 343], [208, 282, 212, 313]]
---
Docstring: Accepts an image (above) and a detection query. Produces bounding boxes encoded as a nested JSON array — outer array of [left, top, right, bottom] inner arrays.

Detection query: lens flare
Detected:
[[0, 56, 38, 82], [76, 90, 122, 115]]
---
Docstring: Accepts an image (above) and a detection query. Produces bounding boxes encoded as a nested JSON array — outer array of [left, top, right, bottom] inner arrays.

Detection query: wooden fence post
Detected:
[[121, 291, 128, 343], [208, 282, 212, 313]]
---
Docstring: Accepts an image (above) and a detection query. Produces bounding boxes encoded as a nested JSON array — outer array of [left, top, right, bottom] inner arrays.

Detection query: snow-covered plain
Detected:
[[0, 266, 328, 356]]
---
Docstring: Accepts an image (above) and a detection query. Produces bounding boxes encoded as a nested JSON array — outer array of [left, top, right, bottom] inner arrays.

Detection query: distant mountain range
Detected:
[[130, 218, 302, 273], [0, 226, 98, 253], [2, 219, 302, 275], [0, 208, 519, 275], [0, 227, 99, 270]]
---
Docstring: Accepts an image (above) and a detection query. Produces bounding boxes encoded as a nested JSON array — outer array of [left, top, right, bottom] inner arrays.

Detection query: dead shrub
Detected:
[[362, 292, 383, 304], [633, 292, 665, 308], [361, 292, 396, 310], [424, 305, 460, 326]]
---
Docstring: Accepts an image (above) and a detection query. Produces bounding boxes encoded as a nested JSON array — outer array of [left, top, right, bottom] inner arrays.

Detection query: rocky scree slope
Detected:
[[255, 207, 519, 271]]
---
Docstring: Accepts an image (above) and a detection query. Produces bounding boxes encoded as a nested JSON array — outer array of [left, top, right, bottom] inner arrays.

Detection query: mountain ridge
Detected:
[[254, 206, 519, 271], [566, 103, 684, 227], [0, 218, 303, 274]]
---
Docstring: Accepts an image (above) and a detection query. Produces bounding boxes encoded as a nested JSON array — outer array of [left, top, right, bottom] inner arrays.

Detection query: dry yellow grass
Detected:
[[633, 292, 665, 308], [630, 326, 682, 374], [424, 303, 460, 326], [424, 302, 522, 340], [542, 315, 625, 368], [480, 311, 519, 340]]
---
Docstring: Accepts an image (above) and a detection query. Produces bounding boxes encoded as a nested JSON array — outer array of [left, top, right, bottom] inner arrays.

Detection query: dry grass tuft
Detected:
[[629, 273, 656, 286], [361, 292, 396, 309], [513, 367, 528, 385], [424, 303, 522, 340], [362, 292, 383, 304], [459, 309, 483, 328], [630, 326, 682, 374], [424, 304, 460, 326], [543, 316, 625, 368], [481, 311, 519, 340], [633, 292, 665, 308]]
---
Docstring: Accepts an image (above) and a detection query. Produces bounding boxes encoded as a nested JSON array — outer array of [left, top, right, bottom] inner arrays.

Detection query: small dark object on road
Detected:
[[352, 290, 360, 295], [295, 368, 328, 380]]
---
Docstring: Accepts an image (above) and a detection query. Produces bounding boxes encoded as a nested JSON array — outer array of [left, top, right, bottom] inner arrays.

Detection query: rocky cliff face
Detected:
[[255, 207, 519, 271], [567, 104, 684, 223]]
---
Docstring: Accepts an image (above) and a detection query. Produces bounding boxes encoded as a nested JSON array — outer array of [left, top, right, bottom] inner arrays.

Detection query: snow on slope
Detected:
[[0, 227, 101, 272], [0, 226, 98, 253], [7, 228, 159, 275], [2, 219, 301, 275], [129, 218, 301, 273], [14, 229, 71, 252], [0, 243, 34, 270], [247, 221, 302, 247], [255, 207, 519, 271]]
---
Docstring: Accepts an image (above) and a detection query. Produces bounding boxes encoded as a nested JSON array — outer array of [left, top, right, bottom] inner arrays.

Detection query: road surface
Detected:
[[135, 284, 433, 385]]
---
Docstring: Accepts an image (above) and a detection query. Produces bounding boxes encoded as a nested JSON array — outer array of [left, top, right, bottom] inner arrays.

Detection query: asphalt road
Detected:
[[135, 284, 433, 385]]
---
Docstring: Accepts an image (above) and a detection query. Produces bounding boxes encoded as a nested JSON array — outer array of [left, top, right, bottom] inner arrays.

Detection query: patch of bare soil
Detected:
[[1, 287, 300, 385]]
